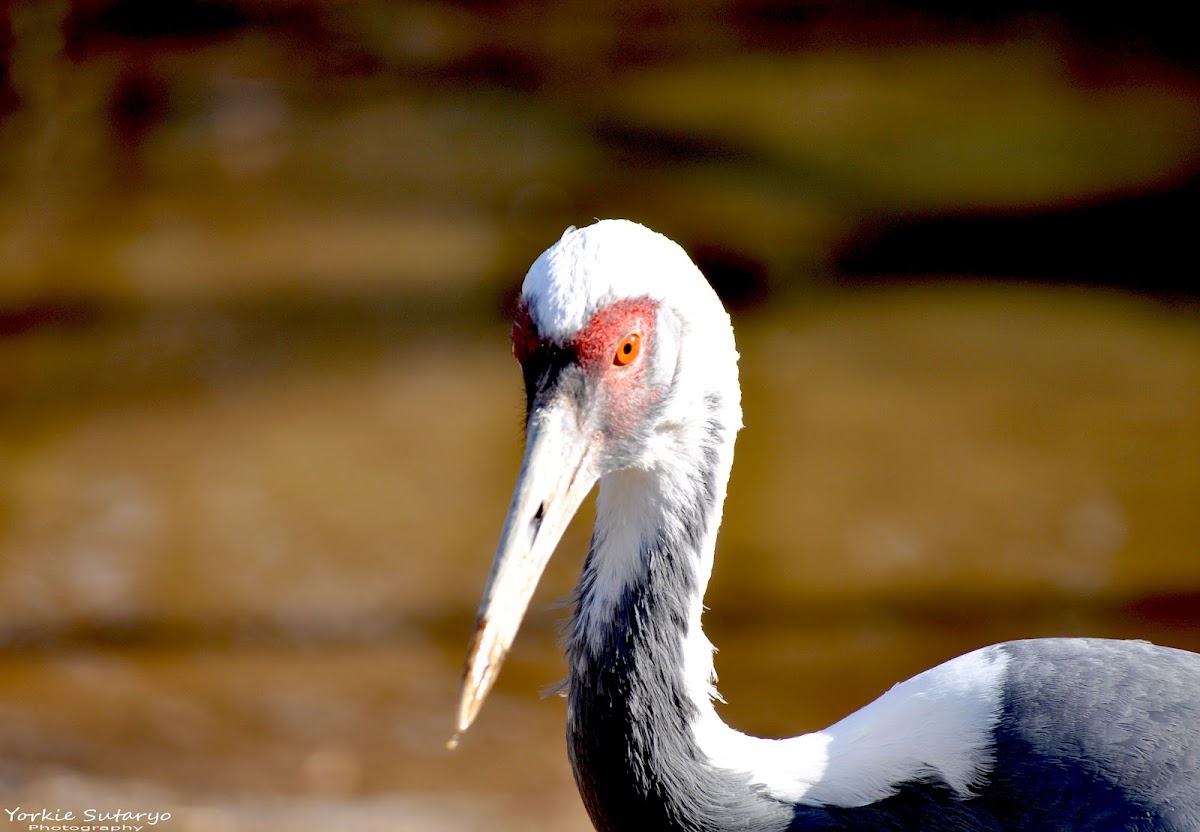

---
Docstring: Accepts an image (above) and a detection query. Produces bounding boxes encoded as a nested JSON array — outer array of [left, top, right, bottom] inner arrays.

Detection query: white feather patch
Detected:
[[522, 220, 734, 351], [694, 644, 1010, 807]]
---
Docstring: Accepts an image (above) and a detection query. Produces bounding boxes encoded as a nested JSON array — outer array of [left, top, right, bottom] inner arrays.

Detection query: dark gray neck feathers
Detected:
[[564, 397, 795, 832]]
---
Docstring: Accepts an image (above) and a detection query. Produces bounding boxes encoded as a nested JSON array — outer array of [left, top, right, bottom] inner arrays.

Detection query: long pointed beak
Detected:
[[453, 401, 601, 737]]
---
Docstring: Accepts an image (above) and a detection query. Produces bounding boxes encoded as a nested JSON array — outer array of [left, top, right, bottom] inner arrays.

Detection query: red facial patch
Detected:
[[509, 296, 660, 438], [511, 303, 539, 363], [571, 296, 658, 369], [574, 296, 660, 436]]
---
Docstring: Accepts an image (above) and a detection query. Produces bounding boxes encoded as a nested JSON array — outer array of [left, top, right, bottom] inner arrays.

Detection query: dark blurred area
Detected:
[[1, 2, 1198, 830]]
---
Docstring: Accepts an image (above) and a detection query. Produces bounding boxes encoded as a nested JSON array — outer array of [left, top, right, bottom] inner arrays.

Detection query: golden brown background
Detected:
[[2, 2, 1199, 829]]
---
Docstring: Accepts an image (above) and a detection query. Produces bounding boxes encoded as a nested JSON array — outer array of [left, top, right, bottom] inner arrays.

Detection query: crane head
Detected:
[[453, 219, 740, 739]]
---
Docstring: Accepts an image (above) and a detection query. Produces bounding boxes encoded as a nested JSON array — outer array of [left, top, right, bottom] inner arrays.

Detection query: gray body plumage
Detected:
[[985, 638, 1200, 831]]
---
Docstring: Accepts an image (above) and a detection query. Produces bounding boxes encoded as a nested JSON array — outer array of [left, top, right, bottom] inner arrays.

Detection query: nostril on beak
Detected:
[[532, 502, 545, 535]]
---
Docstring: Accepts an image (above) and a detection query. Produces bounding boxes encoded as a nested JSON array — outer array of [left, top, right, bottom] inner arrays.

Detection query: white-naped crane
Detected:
[[453, 219, 1200, 831]]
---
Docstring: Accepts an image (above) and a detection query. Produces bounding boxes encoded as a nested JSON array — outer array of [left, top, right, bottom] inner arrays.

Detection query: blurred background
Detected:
[[1, 1, 1198, 829]]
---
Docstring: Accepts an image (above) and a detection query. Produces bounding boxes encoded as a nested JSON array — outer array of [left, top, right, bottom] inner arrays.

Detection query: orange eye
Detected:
[[614, 332, 641, 366]]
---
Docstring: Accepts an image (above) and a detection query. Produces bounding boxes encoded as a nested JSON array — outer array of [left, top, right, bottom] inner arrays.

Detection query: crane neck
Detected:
[[568, 390, 734, 681], [563, 391, 795, 832]]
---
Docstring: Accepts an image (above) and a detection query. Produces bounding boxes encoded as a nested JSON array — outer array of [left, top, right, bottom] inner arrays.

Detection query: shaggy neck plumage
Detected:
[[563, 394, 794, 832]]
